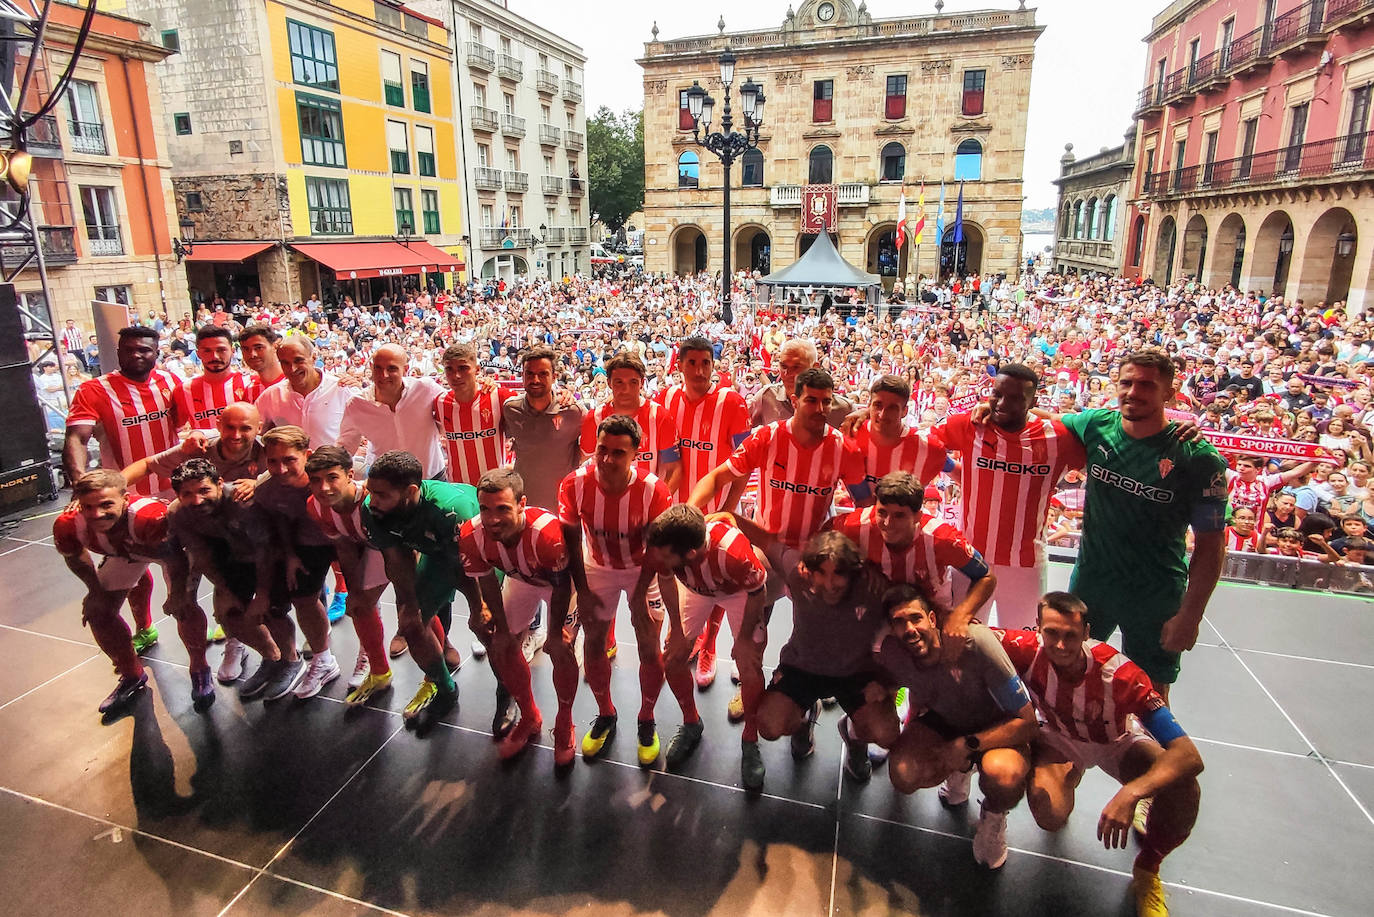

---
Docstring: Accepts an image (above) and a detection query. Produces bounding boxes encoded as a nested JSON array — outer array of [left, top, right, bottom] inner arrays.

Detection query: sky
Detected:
[[502, 0, 1160, 210]]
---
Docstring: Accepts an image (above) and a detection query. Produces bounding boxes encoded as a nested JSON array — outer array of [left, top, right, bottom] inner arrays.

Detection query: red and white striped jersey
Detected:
[[174, 371, 255, 430], [849, 419, 949, 487], [826, 506, 976, 592], [67, 371, 187, 496], [1224, 526, 1262, 553], [661, 520, 767, 597], [306, 489, 370, 545], [998, 628, 1167, 744], [727, 421, 867, 549], [655, 385, 751, 507], [244, 373, 285, 404], [580, 399, 680, 475], [458, 507, 568, 586], [434, 386, 512, 485], [1225, 470, 1284, 516], [558, 462, 673, 569], [53, 496, 169, 560], [929, 413, 1086, 567]]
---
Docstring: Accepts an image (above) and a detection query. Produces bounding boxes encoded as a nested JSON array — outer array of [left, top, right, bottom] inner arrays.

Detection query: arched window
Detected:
[[808, 144, 833, 184], [1103, 195, 1117, 241], [1129, 215, 1146, 266], [880, 142, 905, 183], [741, 148, 763, 187], [1085, 198, 1099, 240], [953, 138, 982, 181], [1073, 201, 1085, 239], [677, 151, 699, 189]]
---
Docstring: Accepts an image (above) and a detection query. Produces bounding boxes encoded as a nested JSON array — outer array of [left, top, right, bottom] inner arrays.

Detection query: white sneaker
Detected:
[[972, 803, 1008, 869], [294, 654, 341, 699], [939, 768, 972, 807], [521, 622, 547, 662], [470, 640, 487, 659], [730, 660, 740, 684], [216, 638, 248, 684], [348, 650, 370, 691]]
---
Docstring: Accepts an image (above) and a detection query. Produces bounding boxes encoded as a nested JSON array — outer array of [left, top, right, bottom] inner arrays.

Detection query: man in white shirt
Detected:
[[255, 335, 355, 447], [338, 345, 446, 479]]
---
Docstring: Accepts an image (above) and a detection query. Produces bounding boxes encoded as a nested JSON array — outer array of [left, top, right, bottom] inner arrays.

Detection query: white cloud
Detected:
[[505, 0, 1158, 209]]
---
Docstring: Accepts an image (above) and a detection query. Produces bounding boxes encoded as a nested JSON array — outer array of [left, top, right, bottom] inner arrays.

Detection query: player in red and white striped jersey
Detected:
[[238, 323, 287, 403], [1223, 507, 1262, 553], [849, 375, 952, 487], [1224, 455, 1312, 516], [434, 342, 513, 485], [997, 592, 1202, 906], [928, 365, 1086, 629], [304, 446, 392, 707], [64, 326, 188, 498], [692, 367, 870, 550], [642, 505, 770, 786], [173, 327, 255, 430], [560, 414, 674, 763], [460, 468, 578, 764], [581, 353, 681, 482], [53, 470, 199, 714]]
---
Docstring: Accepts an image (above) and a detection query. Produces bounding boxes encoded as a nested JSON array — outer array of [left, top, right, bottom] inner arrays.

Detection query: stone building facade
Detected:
[[1051, 132, 1136, 275], [639, 1, 1042, 286]]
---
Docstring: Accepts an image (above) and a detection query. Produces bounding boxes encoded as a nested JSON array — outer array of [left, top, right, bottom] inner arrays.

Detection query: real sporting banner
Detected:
[[801, 184, 837, 233], [1298, 373, 1361, 390], [1199, 430, 1340, 465]]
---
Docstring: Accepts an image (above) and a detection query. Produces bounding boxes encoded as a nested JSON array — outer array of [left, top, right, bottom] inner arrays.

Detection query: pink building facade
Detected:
[[1126, 0, 1374, 311]]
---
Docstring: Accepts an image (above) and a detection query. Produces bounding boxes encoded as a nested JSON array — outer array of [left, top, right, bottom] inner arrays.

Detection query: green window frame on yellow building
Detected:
[[387, 119, 410, 174], [306, 177, 352, 235], [411, 62, 431, 114], [416, 124, 436, 177], [298, 93, 346, 167], [288, 20, 339, 93], [421, 189, 440, 234], [381, 50, 405, 107], [394, 188, 415, 235]]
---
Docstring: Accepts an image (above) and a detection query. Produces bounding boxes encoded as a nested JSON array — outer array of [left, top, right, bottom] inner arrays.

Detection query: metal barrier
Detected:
[[1045, 546, 1374, 597]]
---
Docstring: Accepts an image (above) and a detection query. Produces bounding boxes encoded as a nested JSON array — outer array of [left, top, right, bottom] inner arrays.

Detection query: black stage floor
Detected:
[[0, 506, 1370, 916]]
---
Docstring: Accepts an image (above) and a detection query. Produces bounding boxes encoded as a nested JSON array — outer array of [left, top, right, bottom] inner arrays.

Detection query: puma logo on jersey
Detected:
[[1097, 445, 1112, 459]]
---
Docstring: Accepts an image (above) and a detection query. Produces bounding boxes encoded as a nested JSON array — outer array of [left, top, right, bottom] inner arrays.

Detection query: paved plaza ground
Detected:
[[0, 505, 1370, 917]]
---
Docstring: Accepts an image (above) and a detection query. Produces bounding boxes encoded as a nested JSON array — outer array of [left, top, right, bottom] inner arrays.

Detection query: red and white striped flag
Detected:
[[895, 191, 907, 251]]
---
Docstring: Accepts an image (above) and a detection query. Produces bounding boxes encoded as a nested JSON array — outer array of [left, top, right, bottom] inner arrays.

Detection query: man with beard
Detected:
[[173, 326, 256, 430], [503, 345, 584, 513]]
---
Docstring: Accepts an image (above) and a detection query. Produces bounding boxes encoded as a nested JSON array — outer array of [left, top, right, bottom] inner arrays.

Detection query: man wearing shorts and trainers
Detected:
[[1000, 592, 1204, 917]]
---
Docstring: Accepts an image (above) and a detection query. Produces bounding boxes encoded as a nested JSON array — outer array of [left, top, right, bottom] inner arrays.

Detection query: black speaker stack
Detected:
[[0, 282, 58, 515]]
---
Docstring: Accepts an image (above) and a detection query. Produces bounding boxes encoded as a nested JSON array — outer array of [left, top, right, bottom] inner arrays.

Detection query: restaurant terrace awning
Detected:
[[183, 241, 277, 263], [290, 240, 464, 279]]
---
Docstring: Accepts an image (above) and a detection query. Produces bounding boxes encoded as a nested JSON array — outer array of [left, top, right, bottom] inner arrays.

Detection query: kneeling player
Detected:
[[1000, 592, 1203, 917], [875, 585, 1038, 870]]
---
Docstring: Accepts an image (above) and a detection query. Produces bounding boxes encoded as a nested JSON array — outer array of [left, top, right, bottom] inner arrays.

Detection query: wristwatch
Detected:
[[963, 734, 981, 754]]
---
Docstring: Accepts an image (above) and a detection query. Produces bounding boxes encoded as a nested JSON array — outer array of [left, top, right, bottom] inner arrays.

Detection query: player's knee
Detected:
[[888, 753, 928, 795], [1028, 793, 1069, 832]]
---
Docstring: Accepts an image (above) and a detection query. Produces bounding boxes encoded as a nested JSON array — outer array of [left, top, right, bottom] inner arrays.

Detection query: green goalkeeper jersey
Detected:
[[1061, 409, 1228, 597]]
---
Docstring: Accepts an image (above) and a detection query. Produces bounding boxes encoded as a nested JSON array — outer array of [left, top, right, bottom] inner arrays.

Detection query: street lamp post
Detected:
[[686, 48, 764, 325]]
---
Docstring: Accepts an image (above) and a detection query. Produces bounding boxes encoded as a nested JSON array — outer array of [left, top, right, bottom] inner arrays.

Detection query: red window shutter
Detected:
[[962, 89, 984, 117], [814, 98, 832, 122], [885, 94, 906, 119], [678, 107, 695, 131]]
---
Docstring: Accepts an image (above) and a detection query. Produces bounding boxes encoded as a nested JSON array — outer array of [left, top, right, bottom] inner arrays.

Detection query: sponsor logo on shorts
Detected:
[[1090, 465, 1174, 503], [975, 456, 1052, 475]]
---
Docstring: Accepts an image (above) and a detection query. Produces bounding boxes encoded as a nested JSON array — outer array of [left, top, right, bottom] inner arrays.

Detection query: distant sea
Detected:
[[1022, 231, 1054, 260]]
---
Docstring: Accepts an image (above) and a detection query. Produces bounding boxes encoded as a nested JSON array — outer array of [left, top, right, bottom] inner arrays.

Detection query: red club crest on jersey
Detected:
[[1158, 458, 1174, 479], [551, 415, 563, 431], [855, 605, 866, 620], [481, 407, 492, 425]]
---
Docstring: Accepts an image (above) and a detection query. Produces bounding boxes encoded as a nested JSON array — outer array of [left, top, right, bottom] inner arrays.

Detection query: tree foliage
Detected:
[[587, 106, 644, 233]]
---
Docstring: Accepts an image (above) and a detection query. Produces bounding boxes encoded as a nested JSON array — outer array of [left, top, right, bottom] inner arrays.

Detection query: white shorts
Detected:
[[353, 546, 390, 592], [677, 585, 766, 645], [1036, 720, 1154, 784], [582, 562, 663, 623], [951, 561, 1046, 631], [97, 556, 153, 592], [501, 576, 551, 635]]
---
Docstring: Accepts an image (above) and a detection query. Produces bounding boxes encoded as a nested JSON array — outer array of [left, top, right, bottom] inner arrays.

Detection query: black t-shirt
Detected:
[[1228, 373, 1264, 400]]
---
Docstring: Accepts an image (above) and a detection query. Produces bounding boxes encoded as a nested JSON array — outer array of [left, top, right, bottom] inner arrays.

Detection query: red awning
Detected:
[[291, 240, 464, 279], [184, 241, 276, 263]]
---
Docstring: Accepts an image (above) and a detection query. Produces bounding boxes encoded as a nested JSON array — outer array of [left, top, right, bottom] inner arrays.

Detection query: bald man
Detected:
[[338, 344, 447, 479], [255, 335, 355, 447]]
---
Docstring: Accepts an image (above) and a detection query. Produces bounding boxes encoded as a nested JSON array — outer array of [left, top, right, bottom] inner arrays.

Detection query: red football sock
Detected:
[[637, 650, 665, 722], [700, 605, 725, 654], [88, 605, 143, 679], [551, 651, 579, 735], [351, 604, 390, 675], [664, 659, 699, 723], [127, 570, 154, 631], [740, 672, 765, 742], [493, 641, 539, 724], [176, 604, 210, 672], [584, 633, 616, 716]]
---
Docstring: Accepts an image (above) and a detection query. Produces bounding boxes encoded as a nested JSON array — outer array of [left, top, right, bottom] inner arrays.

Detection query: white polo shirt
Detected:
[[254, 371, 355, 450], [338, 376, 446, 478]]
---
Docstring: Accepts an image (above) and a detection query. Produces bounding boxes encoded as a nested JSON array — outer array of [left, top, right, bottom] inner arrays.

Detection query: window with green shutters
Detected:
[[416, 124, 436, 176], [381, 50, 404, 107], [297, 94, 345, 167], [387, 119, 409, 174], [306, 177, 352, 235], [288, 21, 339, 92], [394, 188, 414, 235], [422, 189, 440, 234], [412, 65, 431, 113]]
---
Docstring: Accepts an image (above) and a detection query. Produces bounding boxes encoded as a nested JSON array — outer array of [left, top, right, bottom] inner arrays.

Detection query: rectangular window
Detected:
[[1187, 38, 1200, 78], [1239, 118, 1258, 177], [306, 176, 352, 235], [403, 14, 427, 39], [80, 186, 121, 255], [381, 50, 404, 106], [416, 124, 436, 176], [477, 143, 489, 166], [1172, 137, 1186, 189], [1220, 18, 1235, 67], [503, 92, 515, 114], [1154, 58, 1167, 94], [387, 119, 409, 173], [288, 20, 339, 92], [95, 285, 131, 305], [885, 74, 906, 119], [961, 69, 985, 116], [374, 1, 401, 29], [297, 93, 346, 167], [813, 79, 833, 122], [1345, 85, 1372, 162], [474, 83, 487, 108], [1203, 130, 1219, 183], [161, 29, 179, 52], [411, 61, 430, 113], [394, 187, 414, 235], [742, 151, 763, 187], [185, 191, 204, 212], [421, 189, 440, 234], [507, 148, 519, 170], [173, 112, 192, 135], [66, 80, 106, 155], [1285, 101, 1309, 170], [480, 203, 493, 226], [678, 89, 695, 130]]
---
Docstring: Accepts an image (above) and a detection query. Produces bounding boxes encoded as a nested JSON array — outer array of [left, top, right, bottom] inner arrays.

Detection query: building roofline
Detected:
[[451, 0, 586, 64]]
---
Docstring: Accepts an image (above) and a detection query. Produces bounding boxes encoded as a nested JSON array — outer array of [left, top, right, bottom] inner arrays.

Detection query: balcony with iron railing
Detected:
[[470, 106, 499, 132], [565, 130, 584, 151], [474, 166, 503, 190], [568, 226, 589, 244], [503, 170, 528, 192], [465, 41, 495, 71], [1143, 130, 1374, 198], [497, 53, 523, 82], [545, 226, 566, 244], [769, 183, 872, 207], [562, 80, 583, 104], [538, 124, 561, 146], [568, 177, 584, 195], [541, 175, 563, 195], [85, 224, 122, 256], [501, 112, 526, 138], [67, 119, 107, 155], [0, 225, 77, 266], [25, 114, 62, 158], [535, 69, 559, 94], [478, 226, 532, 248]]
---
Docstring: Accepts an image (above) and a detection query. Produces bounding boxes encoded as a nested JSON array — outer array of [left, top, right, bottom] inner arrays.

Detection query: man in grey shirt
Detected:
[[503, 344, 584, 512], [750, 338, 853, 428], [123, 401, 266, 493]]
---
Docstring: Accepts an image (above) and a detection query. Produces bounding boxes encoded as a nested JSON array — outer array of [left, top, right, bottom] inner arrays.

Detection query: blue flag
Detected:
[[954, 182, 965, 245], [935, 181, 945, 244]]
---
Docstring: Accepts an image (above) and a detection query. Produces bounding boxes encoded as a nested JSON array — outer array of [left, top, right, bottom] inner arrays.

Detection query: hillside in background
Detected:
[[1021, 207, 1056, 231]]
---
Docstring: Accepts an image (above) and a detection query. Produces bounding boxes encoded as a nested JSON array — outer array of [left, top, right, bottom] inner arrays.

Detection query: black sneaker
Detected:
[[790, 701, 820, 760], [263, 658, 305, 701], [97, 673, 148, 715], [239, 658, 277, 699], [492, 684, 518, 739], [191, 669, 216, 712], [413, 687, 457, 736], [838, 716, 872, 783], [665, 720, 705, 770]]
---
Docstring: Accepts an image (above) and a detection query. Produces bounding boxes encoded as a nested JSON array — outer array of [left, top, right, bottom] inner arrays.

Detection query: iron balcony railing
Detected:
[[538, 124, 561, 146], [535, 69, 559, 94], [86, 224, 122, 256], [497, 53, 523, 82], [470, 106, 499, 132], [541, 175, 563, 195], [500, 112, 526, 138], [473, 166, 503, 190], [1143, 129, 1374, 197], [503, 170, 528, 192], [67, 119, 107, 155], [465, 42, 495, 71], [564, 129, 584, 151]]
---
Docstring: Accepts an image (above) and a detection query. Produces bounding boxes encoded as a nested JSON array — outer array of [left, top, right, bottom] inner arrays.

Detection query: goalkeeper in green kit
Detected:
[[1060, 350, 1228, 703]]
